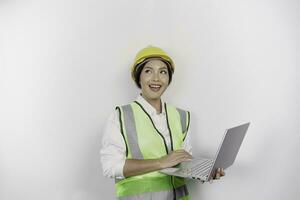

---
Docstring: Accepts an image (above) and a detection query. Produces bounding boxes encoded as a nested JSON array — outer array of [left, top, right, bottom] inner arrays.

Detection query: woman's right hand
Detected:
[[159, 149, 193, 169]]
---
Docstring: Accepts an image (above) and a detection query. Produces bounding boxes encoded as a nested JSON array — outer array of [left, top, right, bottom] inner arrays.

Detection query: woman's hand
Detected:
[[209, 168, 225, 183], [159, 149, 193, 169]]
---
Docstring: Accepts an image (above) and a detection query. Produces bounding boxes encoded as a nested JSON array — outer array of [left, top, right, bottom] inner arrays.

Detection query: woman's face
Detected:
[[140, 59, 170, 101]]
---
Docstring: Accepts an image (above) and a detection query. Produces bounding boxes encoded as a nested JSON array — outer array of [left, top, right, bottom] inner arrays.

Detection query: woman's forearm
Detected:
[[123, 150, 193, 178], [123, 159, 162, 178]]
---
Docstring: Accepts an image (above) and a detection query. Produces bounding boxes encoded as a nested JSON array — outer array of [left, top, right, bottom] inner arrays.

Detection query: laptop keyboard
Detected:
[[179, 158, 213, 178]]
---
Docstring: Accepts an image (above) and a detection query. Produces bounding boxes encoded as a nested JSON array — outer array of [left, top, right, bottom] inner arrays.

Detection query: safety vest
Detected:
[[115, 101, 191, 200]]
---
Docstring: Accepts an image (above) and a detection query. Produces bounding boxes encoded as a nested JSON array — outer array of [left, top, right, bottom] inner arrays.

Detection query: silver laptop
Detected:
[[160, 122, 250, 182]]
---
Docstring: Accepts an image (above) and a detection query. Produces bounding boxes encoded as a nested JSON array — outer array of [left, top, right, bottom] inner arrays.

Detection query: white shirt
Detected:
[[100, 95, 192, 179]]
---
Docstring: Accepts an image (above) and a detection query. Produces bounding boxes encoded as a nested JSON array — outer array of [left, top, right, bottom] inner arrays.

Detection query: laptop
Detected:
[[160, 122, 250, 182]]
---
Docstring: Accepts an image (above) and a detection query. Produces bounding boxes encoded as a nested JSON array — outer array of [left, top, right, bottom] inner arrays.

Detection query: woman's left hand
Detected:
[[209, 168, 225, 183]]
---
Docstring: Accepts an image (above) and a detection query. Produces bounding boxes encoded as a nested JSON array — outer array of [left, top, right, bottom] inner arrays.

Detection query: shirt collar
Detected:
[[136, 94, 166, 116]]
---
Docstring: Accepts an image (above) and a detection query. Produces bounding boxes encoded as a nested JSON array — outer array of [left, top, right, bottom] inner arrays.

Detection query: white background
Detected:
[[1, 0, 299, 199]]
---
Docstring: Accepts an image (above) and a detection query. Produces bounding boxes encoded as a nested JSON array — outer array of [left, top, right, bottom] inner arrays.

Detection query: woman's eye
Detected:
[[145, 69, 151, 73], [161, 70, 167, 74]]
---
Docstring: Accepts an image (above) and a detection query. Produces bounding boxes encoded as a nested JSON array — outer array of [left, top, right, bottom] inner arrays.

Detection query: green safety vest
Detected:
[[115, 101, 191, 200]]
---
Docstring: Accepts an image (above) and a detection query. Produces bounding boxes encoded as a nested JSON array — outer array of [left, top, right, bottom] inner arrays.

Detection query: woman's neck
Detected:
[[141, 95, 162, 114]]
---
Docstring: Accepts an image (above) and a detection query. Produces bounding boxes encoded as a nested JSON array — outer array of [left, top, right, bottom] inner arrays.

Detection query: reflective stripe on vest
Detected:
[[119, 184, 189, 200], [176, 107, 190, 141], [121, 104, 143, 159], [115, 102, 190, 199]]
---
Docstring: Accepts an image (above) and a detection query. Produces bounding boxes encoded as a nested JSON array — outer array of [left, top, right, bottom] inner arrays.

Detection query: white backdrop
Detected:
[[1, 0, 299, 199]]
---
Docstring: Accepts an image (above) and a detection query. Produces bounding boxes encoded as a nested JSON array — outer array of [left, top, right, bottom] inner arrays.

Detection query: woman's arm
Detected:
[[123, 149, 192, 177], [100, 110, 127, 179]]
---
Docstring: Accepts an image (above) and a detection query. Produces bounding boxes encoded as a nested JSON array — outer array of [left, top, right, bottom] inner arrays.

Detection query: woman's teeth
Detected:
[[149, 84, 161, 91]]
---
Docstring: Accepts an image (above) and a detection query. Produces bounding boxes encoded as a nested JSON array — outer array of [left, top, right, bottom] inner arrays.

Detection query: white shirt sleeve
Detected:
[[183, 110, 192, 155], [100, 110, 126, 179], [182, 126, 193, 156]]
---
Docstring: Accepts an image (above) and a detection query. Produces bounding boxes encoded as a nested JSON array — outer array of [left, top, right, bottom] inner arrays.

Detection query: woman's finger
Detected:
[[213, 168, 221, 179], [220, 168, 225, 176], [215, 172, 220, 179], [174, 149, 185, 153]]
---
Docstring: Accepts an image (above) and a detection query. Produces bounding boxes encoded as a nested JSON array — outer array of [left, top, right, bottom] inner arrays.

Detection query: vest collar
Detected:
[[136, 94, 166, 116]]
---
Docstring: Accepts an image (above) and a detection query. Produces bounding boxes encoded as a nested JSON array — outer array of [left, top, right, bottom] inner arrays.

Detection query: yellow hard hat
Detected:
[[131, 45, 175, 81]]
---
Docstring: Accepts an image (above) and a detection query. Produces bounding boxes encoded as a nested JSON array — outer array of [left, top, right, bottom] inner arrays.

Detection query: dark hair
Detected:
[[133, 59, 173, 88]]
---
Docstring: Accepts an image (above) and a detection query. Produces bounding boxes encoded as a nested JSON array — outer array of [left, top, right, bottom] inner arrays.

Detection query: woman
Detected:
[[100, 45, 224, 200]]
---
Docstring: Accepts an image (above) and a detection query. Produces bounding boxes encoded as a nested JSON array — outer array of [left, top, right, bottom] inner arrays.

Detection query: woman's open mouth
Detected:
[[149, 84, 161, 92]]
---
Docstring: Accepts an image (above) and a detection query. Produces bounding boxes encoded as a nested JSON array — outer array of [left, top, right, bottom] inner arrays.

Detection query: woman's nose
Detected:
[[152, 72, 159, 81]]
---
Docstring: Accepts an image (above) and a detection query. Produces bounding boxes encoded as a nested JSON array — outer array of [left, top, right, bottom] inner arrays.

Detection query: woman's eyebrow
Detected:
[[144, 66, 167, 70], [159, 66, 168, 70]]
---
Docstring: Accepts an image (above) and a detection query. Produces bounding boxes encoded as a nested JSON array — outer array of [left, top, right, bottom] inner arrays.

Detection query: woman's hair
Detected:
[[133, 59, 173, 88]]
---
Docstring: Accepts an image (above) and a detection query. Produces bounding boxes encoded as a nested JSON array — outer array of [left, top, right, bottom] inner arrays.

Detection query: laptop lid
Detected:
[[206, 122, 250, 180]]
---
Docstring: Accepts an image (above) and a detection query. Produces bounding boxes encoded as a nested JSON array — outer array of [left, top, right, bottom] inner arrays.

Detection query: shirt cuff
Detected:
[[114, 159, 126, 179]]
